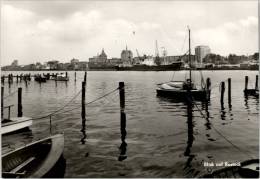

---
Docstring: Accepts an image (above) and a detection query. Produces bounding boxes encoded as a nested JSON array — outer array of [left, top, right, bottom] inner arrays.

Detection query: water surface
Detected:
[[2, 70, 259, 177]]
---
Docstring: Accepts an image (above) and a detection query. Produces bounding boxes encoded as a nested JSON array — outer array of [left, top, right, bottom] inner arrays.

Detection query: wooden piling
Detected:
[[8, 74, 11, 84], [66, 72, 68, 78], [255, 75, 258, 90], [81, 81, 86, 122], [206, 78, 211, 90], [228, 78, 231, 105], [245, 76, 248, 91], [119, 82, 125, 109], [1, 87, 4, 119], [16, 75, 18, 83], [84, 72, 87, 82], [118, 82, 127, 161], [25, 79, 28, 87], [206, 78, 211, 100], [18, 87, 23, 117], [10, 74, 13, 83], [74, 72, 76, 82], [220, 81, 225, 107], [2, 76, 5, 84]]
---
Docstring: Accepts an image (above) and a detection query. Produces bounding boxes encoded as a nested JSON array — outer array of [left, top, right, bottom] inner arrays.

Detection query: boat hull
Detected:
[[116, 63, 182, 71], [2, 134, 65, 178], [1, 117, 32, 135], [55, 77, 69, 81], [244, 89, 259, 97], [156, 88, 210, 101]]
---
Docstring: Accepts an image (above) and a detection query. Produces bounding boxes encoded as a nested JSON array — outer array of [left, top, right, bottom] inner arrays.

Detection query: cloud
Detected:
[[193, 16, 258, 56], [1, 1, 258, 66]]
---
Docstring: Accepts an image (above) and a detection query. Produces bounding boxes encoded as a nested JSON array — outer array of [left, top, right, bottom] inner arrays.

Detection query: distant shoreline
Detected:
[[1, 68, 259, 72]]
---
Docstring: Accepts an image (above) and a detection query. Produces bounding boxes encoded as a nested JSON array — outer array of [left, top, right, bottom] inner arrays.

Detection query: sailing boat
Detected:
[[156, 27, 211, 101]]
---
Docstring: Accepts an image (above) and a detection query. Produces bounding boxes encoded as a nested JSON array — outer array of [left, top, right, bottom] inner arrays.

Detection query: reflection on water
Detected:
[[201, 101, 211, 130], [1, 71, 259, 177], [81, 118, 86, 144], [118, 111, 127, 161], [184, 97, 195, 169]]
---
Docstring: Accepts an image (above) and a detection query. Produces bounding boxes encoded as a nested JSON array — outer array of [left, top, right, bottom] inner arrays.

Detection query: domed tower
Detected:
[[100, 48, 107, 58], [98, 48, 107, 63]]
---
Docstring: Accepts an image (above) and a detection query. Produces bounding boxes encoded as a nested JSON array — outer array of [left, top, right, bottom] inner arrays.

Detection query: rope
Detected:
[[56, 87, 119, 115], [85, 87, 119, 106], [31, 87, 119, 120], [187, 94, 254, 159], [31, 89, 82, 120], [3, 90, 18, 100]]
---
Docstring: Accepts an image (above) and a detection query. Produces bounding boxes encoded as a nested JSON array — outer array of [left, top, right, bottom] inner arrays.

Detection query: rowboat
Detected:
[[200, 159, 259, 178], [2, 134, 66, 178], [1, 117, 33, 135]]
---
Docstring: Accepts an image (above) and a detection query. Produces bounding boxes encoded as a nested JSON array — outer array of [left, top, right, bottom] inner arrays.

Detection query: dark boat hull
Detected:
[[116, 63, 182, 71], [156, 88, 210, 101], [34, 77, 47, 82], [244, 89, 259, 97]]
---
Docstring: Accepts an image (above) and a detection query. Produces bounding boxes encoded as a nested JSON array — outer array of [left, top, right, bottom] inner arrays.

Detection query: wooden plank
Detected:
[[11, 157, 35, 173]]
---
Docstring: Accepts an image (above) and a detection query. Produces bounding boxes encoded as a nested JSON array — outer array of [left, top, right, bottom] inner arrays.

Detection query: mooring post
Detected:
[[25, 79, 28, 88], [255, 75, 258, 90], [18, 87, 23, 117], [2, 76, 5, 84], [8, 74, 11, 85], [66, 72, 68, 78], [81, 81, 86, 122], [16, 75, 18, 83], [119, 82, 125, 109], [245, 76, 248, 91], [81, 81, 86, 143], [118, 82, 127, 161], [84, 72, 87, 82], [228, 78, 231, 105], [220, 81, 225, 107], [1, 86, 4, 119], [74, 72, 76, 82], [206, 78, 211, 100]]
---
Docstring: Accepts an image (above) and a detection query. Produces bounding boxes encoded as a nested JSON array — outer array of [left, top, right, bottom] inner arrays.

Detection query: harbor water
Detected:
[[1, 70, 259, 177]]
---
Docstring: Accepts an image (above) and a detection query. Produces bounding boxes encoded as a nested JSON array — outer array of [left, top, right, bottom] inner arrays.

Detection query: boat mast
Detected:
[[188, 27, 191, 89]]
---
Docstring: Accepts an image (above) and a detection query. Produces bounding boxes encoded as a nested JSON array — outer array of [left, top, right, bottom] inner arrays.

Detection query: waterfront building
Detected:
[[35, 62, 42, 69], [89, 48, 108, 64], [47, 60, 59, 70], [89, 48, 117, 69], [121, 46, 133, 66], [108, 58, 121, 65], [70, 58, 80, 70], [195, 45, 211, 66], [78, 61, 88, 70], [11, 60, 18, 67]]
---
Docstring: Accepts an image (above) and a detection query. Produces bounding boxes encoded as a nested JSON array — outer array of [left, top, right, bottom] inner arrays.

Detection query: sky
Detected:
[[0, 0, 258, 66]]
